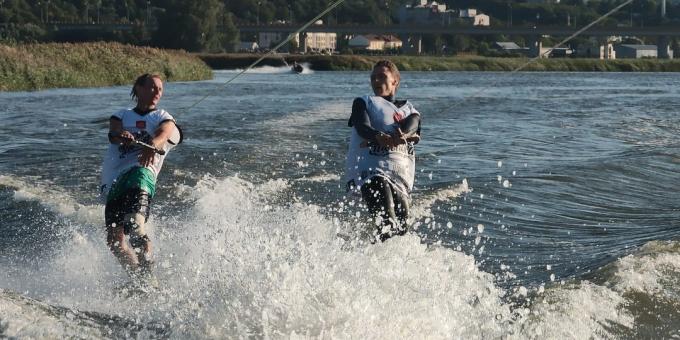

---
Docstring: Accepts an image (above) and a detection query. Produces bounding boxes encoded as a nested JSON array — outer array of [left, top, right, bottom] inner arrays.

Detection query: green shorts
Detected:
[[105, 188, 152, 233], [107, 167, 156, 202]]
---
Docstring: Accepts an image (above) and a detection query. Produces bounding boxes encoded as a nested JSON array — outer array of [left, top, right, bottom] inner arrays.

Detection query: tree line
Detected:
[[0, 0, 677, 52]]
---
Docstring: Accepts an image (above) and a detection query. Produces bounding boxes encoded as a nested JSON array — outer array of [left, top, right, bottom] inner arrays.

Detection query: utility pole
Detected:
[[124, 0, 129, 23], [384, 0, 389, 26], [256, 1, 261, 25], [662, 0, 667, 18], [46, 0, 50, 23], [535, 12, 539, 28], [507, 1, 512, 28]]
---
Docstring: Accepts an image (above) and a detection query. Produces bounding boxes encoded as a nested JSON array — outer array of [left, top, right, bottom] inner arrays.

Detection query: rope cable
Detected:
[[180, 0, 346, 114], [467, 0, 633, 99], [177, 0, 634, 118]]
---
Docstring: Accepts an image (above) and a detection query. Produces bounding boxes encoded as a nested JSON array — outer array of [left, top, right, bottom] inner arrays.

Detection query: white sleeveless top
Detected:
[[100, 108, 180, 199], [345, 96, 420, 195]]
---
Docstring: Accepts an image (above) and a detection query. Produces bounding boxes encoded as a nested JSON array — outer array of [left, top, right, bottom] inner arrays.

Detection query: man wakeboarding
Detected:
[[345, 60, 422, 242], [100, 73, 182, 287]]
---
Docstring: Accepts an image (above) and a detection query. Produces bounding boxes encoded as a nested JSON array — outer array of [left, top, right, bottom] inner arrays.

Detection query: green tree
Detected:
[[220, 11, 239, 52], [153, 0, 224, 52]]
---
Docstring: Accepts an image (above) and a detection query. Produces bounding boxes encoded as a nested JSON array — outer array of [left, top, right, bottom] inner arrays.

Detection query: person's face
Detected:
[[370, 66, 399, 97], [136, 77, 163, 108]]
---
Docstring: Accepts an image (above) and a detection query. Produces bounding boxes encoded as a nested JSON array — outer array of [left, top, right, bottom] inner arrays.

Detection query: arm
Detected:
[[139, 120, 176, 167], [108, 117, 134, 145], [393, 114, 421, 145], [349, 98, 392, 147], [399, 114, 420, 136]]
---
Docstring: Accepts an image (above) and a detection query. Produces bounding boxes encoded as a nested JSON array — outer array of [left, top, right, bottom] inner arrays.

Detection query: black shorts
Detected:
[[105, 188, 152, 234]]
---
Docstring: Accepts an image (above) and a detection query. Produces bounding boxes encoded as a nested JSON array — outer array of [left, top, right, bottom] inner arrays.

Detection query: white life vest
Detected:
[[345, 96, 420, 195], [100, 108, 181, 199]]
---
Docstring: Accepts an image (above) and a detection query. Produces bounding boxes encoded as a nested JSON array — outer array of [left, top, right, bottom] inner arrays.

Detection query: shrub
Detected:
[[0, 42, 212, 91]]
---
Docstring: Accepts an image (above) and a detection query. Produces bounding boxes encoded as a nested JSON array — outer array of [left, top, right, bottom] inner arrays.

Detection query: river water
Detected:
[[1, 67, 680, 338]]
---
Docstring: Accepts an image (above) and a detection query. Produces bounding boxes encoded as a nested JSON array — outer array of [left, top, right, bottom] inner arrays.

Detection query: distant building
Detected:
[[458, 9, 490, 26], [603, 43, 616, 59], [398, 1, 449, 25], [239, 41, 259, 52], [348, 34, 403, 51], [298, 20, 336, 53], [576, 41, 616, 59], [458, 8, 477, 17], [492, 42, 529, 55], [547, 47, 574, 58], [383, 35, 403, 49], [614, 44, 659, 59], [258, 32, 282, 50], [399, 2, 490, 26], [295, 32, 337, 53], [259, 24, 337, 53]]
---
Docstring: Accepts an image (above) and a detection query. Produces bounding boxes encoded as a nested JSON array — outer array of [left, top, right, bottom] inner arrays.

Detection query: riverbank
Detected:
[[0, 42, 212, 91], [197, 53, 680, 72]]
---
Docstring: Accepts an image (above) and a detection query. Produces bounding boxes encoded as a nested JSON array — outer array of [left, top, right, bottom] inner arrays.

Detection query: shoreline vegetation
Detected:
[[0, 42, 212, 91], [198, 53, 680, 73], [3, 42, 680, 92]]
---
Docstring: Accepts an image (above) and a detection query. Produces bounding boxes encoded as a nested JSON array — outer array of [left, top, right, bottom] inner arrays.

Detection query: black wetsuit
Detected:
[[348, 95, 421, 242]]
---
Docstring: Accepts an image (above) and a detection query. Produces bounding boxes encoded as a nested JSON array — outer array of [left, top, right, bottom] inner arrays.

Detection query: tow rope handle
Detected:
[[131, 139, 166, 155], [109, 132, 166, 155]]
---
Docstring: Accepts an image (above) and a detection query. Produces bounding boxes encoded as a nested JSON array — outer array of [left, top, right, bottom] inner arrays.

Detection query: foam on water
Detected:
[[410, 179, 470, 220], [1, 174, 675, 338], [295, 173, 342, 183], [0, 175, 101, 227], [260, 101, 348, 132]]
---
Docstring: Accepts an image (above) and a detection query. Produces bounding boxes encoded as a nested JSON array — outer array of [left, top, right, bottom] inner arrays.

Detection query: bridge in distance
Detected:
[[237, 23, 680, 57], [23, 22, 680, 37], [21, 22, 680, 57], [236, 23, 680, 37]]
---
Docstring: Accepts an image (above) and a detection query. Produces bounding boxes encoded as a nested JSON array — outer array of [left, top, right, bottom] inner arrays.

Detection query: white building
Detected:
[[348, 34, 403, 51], [296, 32, 337, 53], [258, 31, 337, 53], [459, 8, 490, 26]]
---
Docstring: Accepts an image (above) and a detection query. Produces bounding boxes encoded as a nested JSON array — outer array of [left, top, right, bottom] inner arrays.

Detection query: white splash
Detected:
[[410, 179, 471, 219]]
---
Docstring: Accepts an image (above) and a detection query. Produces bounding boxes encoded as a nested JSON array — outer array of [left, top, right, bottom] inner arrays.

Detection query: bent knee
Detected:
[[123, 213, 150, 249], [122, 213, 147, 235]]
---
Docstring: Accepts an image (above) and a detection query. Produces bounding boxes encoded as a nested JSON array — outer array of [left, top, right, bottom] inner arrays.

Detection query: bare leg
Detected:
[[123, 212, 152, 269], [131, 235, 153, 274], [106, 223, 139, 273]]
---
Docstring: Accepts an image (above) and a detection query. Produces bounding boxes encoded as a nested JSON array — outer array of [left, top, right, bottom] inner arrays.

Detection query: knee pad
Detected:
[[122, 213, 148, 248]]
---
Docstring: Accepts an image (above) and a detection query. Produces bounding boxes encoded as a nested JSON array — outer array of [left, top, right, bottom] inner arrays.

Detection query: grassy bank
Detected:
[[0, 42, 212, 91], [197, 53, 680, 72]]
